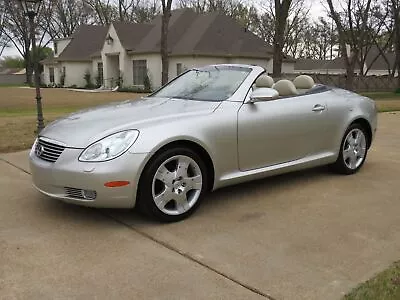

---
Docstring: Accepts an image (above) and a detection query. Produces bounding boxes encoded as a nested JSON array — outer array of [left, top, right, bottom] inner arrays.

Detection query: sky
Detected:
[[1, 0, 327, 58]]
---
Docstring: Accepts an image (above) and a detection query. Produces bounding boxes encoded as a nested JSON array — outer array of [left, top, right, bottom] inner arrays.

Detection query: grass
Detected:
[[344, 261, 400, 300], [362, 91, 400, 100], [0, 87, 144, 153], [0, 87, 399, 153]]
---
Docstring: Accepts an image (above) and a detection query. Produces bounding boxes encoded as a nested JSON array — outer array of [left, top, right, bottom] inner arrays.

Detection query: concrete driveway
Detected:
[[1, 112, 399, 300]]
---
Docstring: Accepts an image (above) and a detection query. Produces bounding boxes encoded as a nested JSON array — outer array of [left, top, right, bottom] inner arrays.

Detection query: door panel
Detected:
[[238, 94, 328, 171]]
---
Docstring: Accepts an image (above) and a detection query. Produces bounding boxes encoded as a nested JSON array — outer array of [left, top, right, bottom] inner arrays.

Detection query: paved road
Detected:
[[1, 113, 399, 300]]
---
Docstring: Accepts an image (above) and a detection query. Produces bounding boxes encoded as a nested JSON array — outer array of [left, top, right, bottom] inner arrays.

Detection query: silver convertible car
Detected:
[[30, 64, 377, 222]]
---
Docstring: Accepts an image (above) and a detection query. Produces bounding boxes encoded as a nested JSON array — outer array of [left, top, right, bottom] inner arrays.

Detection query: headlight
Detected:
[[79, 130, 139, 162]]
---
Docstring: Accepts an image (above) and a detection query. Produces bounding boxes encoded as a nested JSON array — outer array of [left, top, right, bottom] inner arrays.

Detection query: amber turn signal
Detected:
[[104, 181, 130, 188]]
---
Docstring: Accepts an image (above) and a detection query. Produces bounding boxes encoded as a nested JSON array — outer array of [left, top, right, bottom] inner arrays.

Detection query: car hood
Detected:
[[40, 97, 221, 148]]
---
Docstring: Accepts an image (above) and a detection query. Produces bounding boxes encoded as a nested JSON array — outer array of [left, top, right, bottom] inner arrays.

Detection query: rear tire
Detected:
[[137, 147, 208, 222], [333, 123, 369, 175]]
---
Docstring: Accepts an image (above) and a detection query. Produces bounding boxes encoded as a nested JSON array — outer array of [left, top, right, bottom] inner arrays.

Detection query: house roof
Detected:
[[365, 46, 395, 71], [129, 9, 273, 59], [56, 25, 108, 61], [112, 22, 153, 50], [296, 47, 395, 72], [44, 9, 277, 64], [295, 58, 330, 70]]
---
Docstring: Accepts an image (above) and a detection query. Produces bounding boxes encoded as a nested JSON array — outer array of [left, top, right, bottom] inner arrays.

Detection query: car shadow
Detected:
[[99, 165, 336, 227], [38, 165, 342, 228]]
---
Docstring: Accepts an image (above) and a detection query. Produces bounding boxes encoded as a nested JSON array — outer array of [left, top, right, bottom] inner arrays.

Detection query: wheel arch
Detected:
[[139, 139, 215, 192], [349, 117, 372, 148]]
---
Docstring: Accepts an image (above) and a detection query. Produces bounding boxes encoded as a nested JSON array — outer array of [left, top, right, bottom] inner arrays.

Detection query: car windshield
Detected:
[[151, 66, 252, 101]]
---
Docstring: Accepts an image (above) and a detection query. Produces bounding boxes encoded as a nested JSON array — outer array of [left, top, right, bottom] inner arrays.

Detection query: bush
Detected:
[[83, 71, 95, 89], [95, 74, 102, 88], [395, 88, 400, 94], [60, 73, 65, 86], [144, 74, 151, 92]]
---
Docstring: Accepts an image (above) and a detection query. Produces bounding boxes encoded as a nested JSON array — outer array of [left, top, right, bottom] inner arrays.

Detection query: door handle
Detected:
[[312, 104, 326, 112]]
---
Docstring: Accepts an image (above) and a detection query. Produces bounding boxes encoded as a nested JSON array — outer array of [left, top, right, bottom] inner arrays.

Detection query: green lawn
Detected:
[[344, 262, 400, 300], [362, 91, 400, 100]]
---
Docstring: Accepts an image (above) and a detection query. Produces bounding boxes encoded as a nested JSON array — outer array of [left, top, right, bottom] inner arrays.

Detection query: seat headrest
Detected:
[[272, 80, 298, 96], [255, 75, 274, 88], [293, 75, 315, 89]]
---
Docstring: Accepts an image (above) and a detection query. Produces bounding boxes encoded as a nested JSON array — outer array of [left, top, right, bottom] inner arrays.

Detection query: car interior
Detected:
[[254, 74, 318, 97]]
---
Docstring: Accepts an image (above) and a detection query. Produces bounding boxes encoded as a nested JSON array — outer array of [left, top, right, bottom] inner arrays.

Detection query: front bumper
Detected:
[[29, 146, 149, 208]]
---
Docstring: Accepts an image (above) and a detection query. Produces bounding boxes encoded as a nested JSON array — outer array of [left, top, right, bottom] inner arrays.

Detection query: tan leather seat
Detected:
[[255, 74, 274, 88], [293, 75, 315, 93], [272, 79, 298, 96]]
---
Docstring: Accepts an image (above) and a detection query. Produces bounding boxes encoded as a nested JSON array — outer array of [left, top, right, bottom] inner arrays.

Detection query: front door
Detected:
[[238, 94, 329, 171]]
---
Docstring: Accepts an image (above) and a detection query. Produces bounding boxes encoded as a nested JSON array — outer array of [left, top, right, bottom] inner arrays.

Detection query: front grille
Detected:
[[64, 187, 97, 200], [35, 138, 65, 163]]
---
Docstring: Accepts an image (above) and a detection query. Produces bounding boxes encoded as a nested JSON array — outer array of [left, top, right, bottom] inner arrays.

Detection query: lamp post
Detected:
[[20, 0, 44, 133]]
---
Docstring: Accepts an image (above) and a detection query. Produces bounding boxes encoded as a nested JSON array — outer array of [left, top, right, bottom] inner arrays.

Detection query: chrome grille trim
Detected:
[[35, 138, 66, 163], [64, 187, 97, 200]]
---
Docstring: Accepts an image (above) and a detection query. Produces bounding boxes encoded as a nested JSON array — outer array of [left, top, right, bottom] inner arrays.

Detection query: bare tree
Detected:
[[391, 0, 400, 84], [0, 9, 10, 57], [2, 0, 33, 83], [326, 0, 373, 90], [272, 0, 292, 77], [161, 0, 173, 85], [84, 0, 118, 25], [43, 0, 94, 39], [118, 0, 159, 23]]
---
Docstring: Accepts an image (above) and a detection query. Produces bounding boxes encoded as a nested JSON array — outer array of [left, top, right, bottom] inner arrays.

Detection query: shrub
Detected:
[[60, 72, 65, 86], [83, 71, 95, 89], [144, 74, 151, 92], [95, 74, 102, 88]]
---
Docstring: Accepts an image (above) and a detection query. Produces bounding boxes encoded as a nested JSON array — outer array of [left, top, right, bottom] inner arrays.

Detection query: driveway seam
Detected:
[[101, 211, 276, 300], [2, 158, 276, 300], [0, 158, 31, 175]]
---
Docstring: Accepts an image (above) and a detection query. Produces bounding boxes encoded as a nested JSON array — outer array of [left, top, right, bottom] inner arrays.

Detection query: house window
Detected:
[[177, 63, 183, 76], [97, 62, 104, 85], [54, 42, 58, 55], [133, 60, 147, 85], [49, 67, 55, 83]]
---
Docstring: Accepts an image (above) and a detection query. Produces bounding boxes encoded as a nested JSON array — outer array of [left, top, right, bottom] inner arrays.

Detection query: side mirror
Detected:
[[249, 88, 279, 103]]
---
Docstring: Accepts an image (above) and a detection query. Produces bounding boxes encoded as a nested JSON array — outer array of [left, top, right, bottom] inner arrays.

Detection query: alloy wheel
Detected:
[[151, 155, 203, 215]]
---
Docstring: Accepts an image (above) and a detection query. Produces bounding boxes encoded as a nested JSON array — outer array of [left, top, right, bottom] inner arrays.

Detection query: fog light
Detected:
[[83, 189, 97, 200]]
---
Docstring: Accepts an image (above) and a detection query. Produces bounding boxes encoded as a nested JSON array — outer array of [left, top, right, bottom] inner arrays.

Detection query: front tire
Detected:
[[137, 147, 208, 222], [333, 123, 368, 175]]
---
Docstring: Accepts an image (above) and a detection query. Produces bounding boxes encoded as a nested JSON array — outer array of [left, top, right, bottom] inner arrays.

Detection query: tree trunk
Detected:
[[272, 0, 291, 77], [25, 53, 33, 85], [160, 11, 170, 85]]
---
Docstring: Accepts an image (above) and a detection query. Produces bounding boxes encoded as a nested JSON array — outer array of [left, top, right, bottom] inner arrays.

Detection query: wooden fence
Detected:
[[283, 73, 397, 92]]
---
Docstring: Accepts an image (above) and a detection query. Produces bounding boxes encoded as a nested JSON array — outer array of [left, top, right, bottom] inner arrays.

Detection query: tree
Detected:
[[0, 56, 25, 68], [326, 0, 373, 90], [43, 0, 94, 39], [391, 0, 400, 85], [0, 7, 10, 57], [160, 0, 172, 85], [272, 0, 292, 77], [117, 0, 159, 23], [84, 0, 118, 25]]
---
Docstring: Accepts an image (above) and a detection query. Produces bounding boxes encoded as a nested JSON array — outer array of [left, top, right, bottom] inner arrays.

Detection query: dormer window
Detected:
[[54, 42, 58, 55], [105, 34, 114, 45]]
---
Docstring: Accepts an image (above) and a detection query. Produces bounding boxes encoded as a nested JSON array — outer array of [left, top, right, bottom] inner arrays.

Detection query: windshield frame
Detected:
[[148, 65, 253, 102]]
